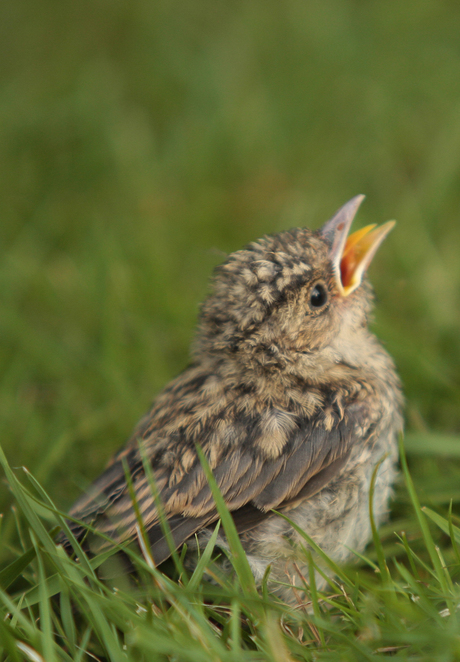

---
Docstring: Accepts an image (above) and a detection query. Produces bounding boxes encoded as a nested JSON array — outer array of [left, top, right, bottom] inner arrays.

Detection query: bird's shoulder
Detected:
[[114, 360, 376, 466]]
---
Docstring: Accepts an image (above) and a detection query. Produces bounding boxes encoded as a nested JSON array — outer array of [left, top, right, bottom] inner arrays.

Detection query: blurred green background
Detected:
[[1, 0, 460, 514]]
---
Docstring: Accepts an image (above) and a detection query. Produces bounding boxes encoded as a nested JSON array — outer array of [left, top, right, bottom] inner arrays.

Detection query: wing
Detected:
[[62, 395, 371, 564]]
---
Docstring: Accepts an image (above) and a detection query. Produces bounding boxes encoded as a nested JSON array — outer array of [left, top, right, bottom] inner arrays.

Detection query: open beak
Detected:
[[320, 195, 395, 296]]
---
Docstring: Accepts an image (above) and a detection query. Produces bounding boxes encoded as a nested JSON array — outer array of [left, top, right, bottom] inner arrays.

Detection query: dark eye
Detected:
[[309, 283, 328, 309]]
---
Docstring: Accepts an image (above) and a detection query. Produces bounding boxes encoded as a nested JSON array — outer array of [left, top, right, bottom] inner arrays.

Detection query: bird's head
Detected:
[[195, 196, 395, 382]]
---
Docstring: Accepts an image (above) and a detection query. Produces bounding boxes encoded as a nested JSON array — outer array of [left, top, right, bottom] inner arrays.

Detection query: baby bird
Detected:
[[63, 195, 403, 602]]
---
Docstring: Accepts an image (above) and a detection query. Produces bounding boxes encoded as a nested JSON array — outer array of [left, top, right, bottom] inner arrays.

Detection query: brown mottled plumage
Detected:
[[62, 196, 403, 602]]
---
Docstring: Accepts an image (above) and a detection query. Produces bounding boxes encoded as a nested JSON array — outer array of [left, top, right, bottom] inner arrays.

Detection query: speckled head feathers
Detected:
[[200, 227, 331, 335], [194, 197, 395, 373]]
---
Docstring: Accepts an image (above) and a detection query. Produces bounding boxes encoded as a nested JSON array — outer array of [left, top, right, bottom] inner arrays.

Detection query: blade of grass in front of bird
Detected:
[[369, 456, 392, 581], [229, 599, 241, 657], [73, 625, 92, 662], [137, 443, 187, 581], [187, 520, 220, 592], [306, 550, 326, 648], [260, 563, 273, 604], [122, 457, 156, 571], [195, 445, 258, 602], [30, 531, 55, 662], [59, 577, 76, 656], [23, 466, 96, 580], [272, 510, 357, 592], [0, 546, 36, 590], [368, 454, 397, 606]]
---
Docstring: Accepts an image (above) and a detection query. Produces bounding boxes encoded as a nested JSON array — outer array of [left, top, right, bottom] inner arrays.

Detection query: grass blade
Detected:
[[195, 445, 258, 601], [0, 547, 36, 590], [399, 435, 452, 603]]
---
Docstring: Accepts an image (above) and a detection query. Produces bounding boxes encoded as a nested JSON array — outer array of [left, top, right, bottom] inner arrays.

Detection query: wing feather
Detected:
[[61, 399, 366, 562]]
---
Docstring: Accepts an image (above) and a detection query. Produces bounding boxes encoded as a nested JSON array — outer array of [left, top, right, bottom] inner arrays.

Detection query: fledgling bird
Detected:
[[63, 195, 403, 602]]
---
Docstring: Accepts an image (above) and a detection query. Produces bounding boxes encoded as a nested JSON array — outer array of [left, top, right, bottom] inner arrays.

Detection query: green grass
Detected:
[[1, 0, 460, 658], [1, 437, 460, 661]]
